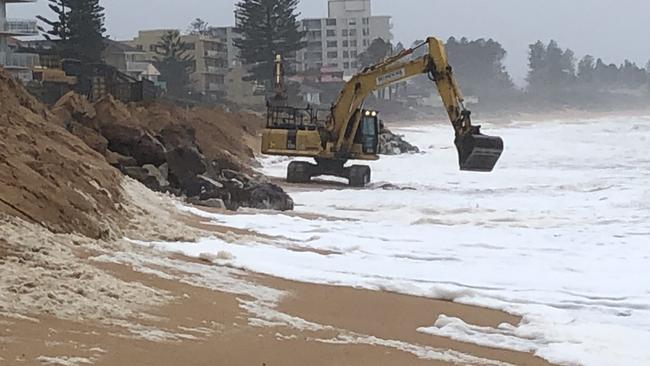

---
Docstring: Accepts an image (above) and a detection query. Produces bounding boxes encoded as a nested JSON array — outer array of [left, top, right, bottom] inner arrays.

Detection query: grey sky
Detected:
[[9, 0, 650, 84]]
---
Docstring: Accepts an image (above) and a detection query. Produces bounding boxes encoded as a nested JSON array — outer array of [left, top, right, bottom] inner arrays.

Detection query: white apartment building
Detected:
[[0, 0, 39, 81], [210, 26, 241, 69], [297, 0, 392, 76], [125, 30, 228, 99]]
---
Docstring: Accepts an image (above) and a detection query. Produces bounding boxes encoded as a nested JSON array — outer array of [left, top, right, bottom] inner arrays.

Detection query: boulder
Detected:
[[142, 164, 170, 188], [187, 197, 226, 210], [157, 124, 198, 150], [378, 127, 420, 155], [134, 132, 167, 166], [122, 166, 169, 192], [105, 151, 138, 168], [66, 121, 108, 154], [53, 91, 97, 126], [165, 146, 208, 190], [100, 122, 167, 166], [245, 183, 294, 211]]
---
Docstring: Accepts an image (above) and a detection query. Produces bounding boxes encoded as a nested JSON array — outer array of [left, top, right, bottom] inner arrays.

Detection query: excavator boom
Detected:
[[327, 37, 504, 172]]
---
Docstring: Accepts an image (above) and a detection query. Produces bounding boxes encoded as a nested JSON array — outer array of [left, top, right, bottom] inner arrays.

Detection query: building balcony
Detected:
[[1, 19, 38, 36], [208, 82, 224, 92], [204, 49, 225, 59], [126, 61, 151, 73], [0, 51, 40, 69], [205, 65, 227, 74]]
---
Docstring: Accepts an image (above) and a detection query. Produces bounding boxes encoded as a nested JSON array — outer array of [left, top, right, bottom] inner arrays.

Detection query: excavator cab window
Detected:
[[355, 110, 379, 154]]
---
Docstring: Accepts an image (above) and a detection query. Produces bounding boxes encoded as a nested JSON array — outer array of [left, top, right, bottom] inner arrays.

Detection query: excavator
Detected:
[[262, 37, 504, 187]]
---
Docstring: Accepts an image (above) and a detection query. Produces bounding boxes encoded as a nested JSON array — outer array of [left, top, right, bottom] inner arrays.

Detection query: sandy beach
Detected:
[[0, 178, 557, 366]]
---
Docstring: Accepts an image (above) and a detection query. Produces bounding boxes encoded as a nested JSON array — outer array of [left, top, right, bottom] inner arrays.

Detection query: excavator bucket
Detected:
[[455, 128, 504, 172]]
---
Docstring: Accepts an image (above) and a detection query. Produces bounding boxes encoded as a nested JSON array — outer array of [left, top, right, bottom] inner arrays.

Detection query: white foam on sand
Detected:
[[141, 117, 650, 366]]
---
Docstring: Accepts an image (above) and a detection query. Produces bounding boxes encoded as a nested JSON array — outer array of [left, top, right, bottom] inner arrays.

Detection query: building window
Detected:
[[350, 40, 357, 47], [305, 19, 322, 29], [327, 41, 338, 48], [326, 18, 337, 26], [308, 41, 322, 50], [363, 18, 369, 25], [327, 51, 338, 59], [349, 18, 357, 26], [342, 29, 348, 37], [350, 50, 358, 58], [343, 51, 349, 58], [136, 45, 143, 51], [362, 28, 369, 36], [326, 30, 336, 37], [363, 39, 368, 46], [349, 29, 357, 37], [308, 52, 323, 61], [351, 61, 358, 69], [149, 44, 157, 52], [344, 62, 350, 69], [342, 40, 348, 47]]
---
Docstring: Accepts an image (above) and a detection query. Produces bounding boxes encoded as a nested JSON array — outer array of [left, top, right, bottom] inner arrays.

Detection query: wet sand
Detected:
[[1, 251, 554, 366]]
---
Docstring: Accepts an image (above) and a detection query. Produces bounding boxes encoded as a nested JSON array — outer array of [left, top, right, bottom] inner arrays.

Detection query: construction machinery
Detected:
[[262, 37, 504, 187]]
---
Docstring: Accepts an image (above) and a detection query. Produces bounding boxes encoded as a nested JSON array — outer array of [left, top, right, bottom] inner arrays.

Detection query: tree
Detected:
[[37, 0, 71, 44], [619, 60, 647, 88], [445, 37, 514, 98], [358, 38, 393, 68], [189, 18, 209, 35], [577, 55, 595, 84], [38, 0, 106, 62], [68, 0, 106, 62], [234, 0, 306, 87], [526, 40, 576, 92], [154, 30, 195, 97]]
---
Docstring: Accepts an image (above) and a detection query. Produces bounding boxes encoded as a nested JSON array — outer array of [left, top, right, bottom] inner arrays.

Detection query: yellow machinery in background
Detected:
[[262, 37, 504, 187]]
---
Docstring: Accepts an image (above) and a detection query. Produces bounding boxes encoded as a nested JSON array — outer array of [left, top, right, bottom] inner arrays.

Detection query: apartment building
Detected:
[[297, 0, 392, 76], [125, 30, 228, 99], [210, 26, 241, 69], [102, 39, 160, 83], [0, 0, 39, 81]]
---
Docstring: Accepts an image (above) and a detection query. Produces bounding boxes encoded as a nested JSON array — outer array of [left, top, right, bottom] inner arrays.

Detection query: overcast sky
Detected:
[[9, 0, 650, 84]]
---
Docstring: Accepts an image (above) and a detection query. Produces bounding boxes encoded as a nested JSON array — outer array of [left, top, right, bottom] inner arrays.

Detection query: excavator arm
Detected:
[[326, 37, 504, 172]]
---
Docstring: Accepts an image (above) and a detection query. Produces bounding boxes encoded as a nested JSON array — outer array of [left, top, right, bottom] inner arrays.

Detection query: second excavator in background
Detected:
[[262, 37, 504, 187]]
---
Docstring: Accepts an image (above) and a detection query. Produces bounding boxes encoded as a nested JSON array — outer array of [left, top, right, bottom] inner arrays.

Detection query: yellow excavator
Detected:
[[262, 37, 504, 187]]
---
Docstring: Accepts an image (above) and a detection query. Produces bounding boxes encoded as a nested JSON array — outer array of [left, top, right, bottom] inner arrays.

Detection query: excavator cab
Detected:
[[356, 110, 379, 154], [455, 126, 504, 172]]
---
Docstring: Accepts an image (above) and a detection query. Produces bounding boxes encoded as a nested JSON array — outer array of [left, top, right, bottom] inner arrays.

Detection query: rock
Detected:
[[105, 151, 138, 168], [66, 121, 108, 154], [222, 169, 252, 184], [142, 164, 170, 188], [245, 183, 294, 211], [53, 91, 97, 125], [122, 166, 169, 191], [133, 132, 167, 166], [378, 126, 420, 155], [101, 124, 166, 166], [158, 163, 169, 182], [157, 124, 198, 150], [165, 146, 208, 190], [196, 174, 223, 189], [187, 197, 226, 209]]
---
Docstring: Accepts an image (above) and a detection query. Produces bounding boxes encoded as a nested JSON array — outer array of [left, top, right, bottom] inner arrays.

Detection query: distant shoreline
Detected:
[[382, 106, 650, 126]]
